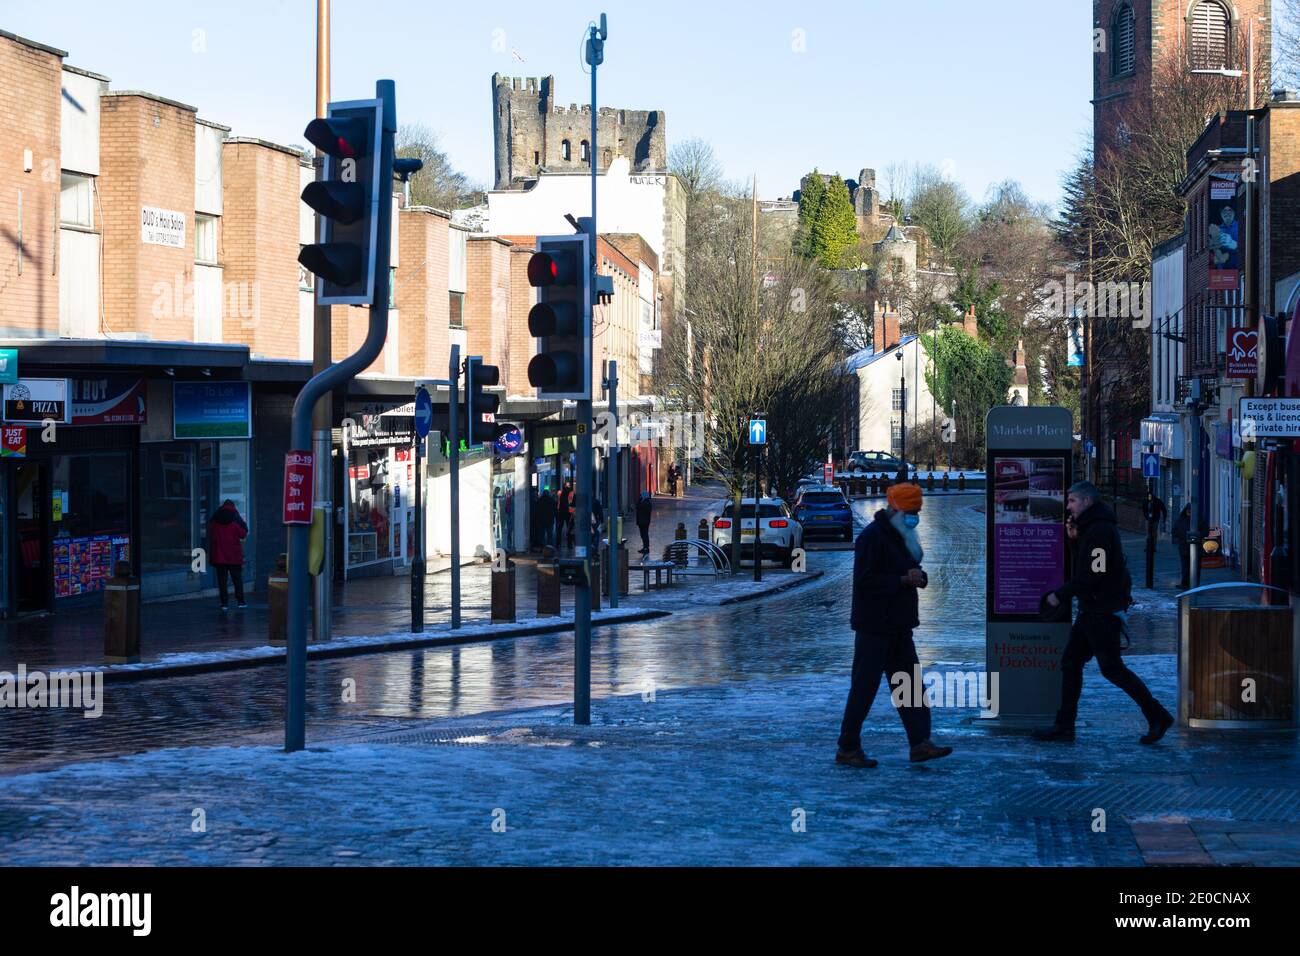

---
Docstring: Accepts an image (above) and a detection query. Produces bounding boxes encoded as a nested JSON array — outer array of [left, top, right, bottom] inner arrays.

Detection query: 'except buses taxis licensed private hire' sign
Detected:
[[141, 205, 186, 249], [1240, 397, 1300, 439]]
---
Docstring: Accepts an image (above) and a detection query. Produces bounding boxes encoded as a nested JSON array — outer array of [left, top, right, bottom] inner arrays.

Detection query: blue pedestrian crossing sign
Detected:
[[1142, 453, 1160, 479], [414, 387, 433, 439], [749, 419, 767, 445]]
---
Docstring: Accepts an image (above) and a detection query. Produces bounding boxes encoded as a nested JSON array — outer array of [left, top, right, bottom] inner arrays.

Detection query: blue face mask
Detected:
[[903, 514, 921, 529]]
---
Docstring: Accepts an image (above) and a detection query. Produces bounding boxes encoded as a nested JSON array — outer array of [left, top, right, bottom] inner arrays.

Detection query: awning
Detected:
[[1141, 414, 1185, 460]]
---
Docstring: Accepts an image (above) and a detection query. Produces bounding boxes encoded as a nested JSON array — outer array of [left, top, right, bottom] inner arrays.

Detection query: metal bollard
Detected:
[[942, 472, 950, 491], [268, 554, 289, 647], [491, 561, 517, 623], [698, 517, 709, 540], [675, 522, 687, 541], [926, 472, 935, 492], [958, 472, 966, 491], [537, 562, 561, 617], [104, 560, 141, 663]]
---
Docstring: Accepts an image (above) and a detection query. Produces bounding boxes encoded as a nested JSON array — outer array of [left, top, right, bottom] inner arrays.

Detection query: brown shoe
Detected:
[[909, 740, 954, 763], [835, 748, 878, 769]]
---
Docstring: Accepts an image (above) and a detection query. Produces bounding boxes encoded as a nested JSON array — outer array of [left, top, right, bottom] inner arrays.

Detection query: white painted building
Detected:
[[1142, 234, 1187, 517], [849, 333, 938, 465]]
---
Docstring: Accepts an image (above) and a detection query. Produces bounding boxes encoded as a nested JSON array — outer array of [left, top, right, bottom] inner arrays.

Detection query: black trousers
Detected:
[[1176, 545, 1190, 590], [1056, 612, 1164, 727], [637, 523, 650, 552], [838, 629, 931, 751], [215, 564, 245, 607]]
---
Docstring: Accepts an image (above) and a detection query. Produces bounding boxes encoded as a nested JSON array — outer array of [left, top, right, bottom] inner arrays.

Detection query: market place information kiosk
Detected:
[[985, 406, 1074, 724]]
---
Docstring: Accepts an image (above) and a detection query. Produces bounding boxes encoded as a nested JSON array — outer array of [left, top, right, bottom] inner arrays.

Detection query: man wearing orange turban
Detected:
[[836, 483, 954, 767]]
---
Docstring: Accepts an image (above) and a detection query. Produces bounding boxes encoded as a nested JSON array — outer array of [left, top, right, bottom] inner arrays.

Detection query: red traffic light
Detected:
[[528, 250, 577, 287], [304, 117, 366, 159]]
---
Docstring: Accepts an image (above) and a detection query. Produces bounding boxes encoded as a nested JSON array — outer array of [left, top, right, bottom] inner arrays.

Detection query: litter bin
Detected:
[[1179, 584, 1298, 729]]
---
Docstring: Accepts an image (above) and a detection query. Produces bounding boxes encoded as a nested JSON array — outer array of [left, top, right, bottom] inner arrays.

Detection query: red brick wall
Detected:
[[464, 236, 512, 371], [221, 141, 302, 358], [507, 246, 536, 393], [395, 207, 451, 378], [0, 33, 63, 335], [1261, 106, 1300, 314], [99, 92, 196, 340]]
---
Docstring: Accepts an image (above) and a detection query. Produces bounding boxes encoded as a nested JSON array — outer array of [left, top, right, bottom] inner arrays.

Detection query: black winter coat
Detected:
[[1053, 501, 1130, 614], [850, 510, 927, 633], [635, 496, 652, 528]]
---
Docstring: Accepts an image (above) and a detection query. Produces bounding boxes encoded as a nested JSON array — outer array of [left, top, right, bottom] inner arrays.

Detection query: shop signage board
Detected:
[[1226, 327, 1258, 379], [71, 376, 147, 425], [2, 378, 70, 424], [985, 406, 1074, 724], [283, 451, 314, 525], [1, 425, 26, 457], [173, 382, 251, 439], [0, 349, 17, 385], [141, 205, 186, 248]]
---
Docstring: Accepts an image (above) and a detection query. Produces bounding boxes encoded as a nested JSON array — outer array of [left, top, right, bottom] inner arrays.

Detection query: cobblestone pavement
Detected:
[[1, 657, 1297, 866]]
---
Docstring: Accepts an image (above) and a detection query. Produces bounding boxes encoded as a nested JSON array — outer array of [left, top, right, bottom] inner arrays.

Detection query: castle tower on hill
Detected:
[[491, 73, 667, 190]]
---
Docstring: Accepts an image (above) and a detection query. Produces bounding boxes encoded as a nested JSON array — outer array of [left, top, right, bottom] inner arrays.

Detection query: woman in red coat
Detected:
[[207, 499, 249, 609]]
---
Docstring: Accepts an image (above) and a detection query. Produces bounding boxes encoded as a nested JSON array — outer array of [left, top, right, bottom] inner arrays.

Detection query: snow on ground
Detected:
[[6, 653, 1291, 867]]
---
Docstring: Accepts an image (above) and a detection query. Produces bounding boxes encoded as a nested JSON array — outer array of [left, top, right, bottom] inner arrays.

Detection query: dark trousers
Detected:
[[1056, 612, 1165, 727], [637, 523, 650, 553], [838, 628, 932, 751], [1176, 545, 1190, 590], [215, 564, 245, 607]]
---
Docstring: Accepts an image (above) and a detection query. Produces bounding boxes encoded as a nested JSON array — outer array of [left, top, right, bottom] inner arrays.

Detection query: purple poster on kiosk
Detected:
[[992, 457, 1066, 614]]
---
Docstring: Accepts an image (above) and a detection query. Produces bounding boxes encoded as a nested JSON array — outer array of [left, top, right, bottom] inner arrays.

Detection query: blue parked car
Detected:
[[793, 485, 855, 542]]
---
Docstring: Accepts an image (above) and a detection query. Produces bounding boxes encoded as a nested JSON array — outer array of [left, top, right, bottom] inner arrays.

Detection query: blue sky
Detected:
[[10, 0, 1092, 208]]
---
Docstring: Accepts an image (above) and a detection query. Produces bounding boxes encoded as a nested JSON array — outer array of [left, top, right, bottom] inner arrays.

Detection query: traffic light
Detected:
[[465, 356, 500, 445], [298, 99, 384, 305], [527, 234, 592, 400]]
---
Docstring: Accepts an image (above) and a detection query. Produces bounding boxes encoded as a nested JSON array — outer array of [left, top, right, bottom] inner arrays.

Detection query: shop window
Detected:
[[142, 446, 193, 572], [348, 445, 395, 568], [50, 453, 131, 598], [449, 291, 464, 328]]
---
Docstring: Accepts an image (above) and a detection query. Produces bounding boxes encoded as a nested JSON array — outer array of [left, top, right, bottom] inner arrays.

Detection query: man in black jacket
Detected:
[[1034, 481, 1174, 745], [635, 491, 653, 555], [836, 482, 954, 768]]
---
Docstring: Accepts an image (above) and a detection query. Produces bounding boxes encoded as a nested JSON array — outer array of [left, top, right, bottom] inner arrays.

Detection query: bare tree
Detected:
[[668, 138, 724, 207], [661, 190, 845, 512], [396, 124, 485, 211]]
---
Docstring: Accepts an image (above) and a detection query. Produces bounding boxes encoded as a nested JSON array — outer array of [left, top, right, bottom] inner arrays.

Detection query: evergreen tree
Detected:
[[921, 324, 1013, 466], [795, 171, 826, 258], [811, 174, 859, 268]]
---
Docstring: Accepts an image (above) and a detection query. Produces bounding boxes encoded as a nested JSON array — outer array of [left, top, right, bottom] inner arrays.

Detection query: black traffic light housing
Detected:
[[298, 100, 384, 305], [465, 356, 501, 445], [527, 233, 592, 401]]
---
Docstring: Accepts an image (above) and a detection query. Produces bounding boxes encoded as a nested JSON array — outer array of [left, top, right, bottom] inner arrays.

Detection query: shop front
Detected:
[[343, 403, 415, 578]]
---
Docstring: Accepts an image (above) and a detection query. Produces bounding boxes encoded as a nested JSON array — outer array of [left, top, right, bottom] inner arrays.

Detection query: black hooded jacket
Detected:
[[849, 509, 927, 633], [1053, 500, 1131, 614]]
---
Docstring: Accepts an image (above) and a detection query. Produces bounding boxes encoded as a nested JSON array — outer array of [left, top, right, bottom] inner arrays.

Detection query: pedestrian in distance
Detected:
[[1171, 503, 1192, 591], [635, 490, 653, 557], [836, 482, 954, 768], [557, 481, 573, 551], [1034, 481, 1174, 745], [207, 499, 248, 610], [535, 489, 556, 549], [1144, 491, 1167, 535], [667, 463, 679, 498]]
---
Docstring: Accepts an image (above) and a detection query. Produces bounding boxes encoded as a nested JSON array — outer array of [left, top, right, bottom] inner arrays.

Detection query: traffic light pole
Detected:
[[286, 79, 397, 753], [605, 360, 618, 608], [449, 344, 461, 630], [574, 14, 607, 727]]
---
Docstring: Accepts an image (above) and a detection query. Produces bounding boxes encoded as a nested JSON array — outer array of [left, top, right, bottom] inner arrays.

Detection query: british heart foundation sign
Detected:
[[1227, 326, 1258, 379], [283, 451, 314, 525]]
